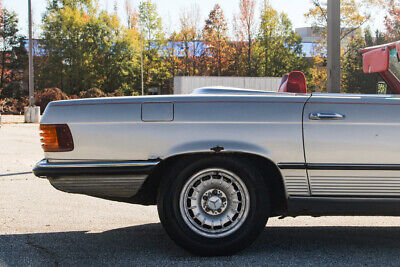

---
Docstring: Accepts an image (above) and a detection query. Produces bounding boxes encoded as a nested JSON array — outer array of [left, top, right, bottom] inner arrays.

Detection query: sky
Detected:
[[4, 0, 387, 38]]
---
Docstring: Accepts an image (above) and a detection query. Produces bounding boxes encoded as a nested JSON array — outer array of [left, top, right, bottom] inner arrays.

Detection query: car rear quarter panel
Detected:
[[41, 94, 311, 197]]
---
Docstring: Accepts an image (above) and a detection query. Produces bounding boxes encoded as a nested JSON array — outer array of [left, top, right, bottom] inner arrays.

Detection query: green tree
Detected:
[[305, 0, 384, 92], [342, 29, 385, 94], [256, 2, 308, 78], [364, 27, 386, 47], [138, 0, 170, 93], [92, 11, 140, 95], [40, 0, 140, 95], [138, 0, 163, 49], [0, 8, 27, 98]]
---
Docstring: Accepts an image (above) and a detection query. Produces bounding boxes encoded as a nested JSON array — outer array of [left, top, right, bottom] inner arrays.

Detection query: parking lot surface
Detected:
[[2, 121, 400, 266]]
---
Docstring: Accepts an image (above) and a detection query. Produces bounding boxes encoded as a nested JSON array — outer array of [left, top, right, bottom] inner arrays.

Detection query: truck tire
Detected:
[[157, 156, 270, 256]]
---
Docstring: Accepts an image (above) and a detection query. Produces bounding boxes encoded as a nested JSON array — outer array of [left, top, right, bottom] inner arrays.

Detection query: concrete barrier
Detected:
[[24, 106, 41, 123]]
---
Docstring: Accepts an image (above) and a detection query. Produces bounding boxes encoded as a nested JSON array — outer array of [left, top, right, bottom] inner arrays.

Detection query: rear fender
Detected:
[[165, 140, 271, 160]]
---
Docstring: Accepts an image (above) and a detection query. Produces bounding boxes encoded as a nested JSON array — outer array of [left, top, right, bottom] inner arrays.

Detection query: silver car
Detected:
[[34, 41, 400, 255]]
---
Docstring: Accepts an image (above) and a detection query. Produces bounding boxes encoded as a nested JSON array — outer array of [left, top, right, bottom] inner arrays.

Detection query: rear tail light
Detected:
[[40, 124, 74, 152]]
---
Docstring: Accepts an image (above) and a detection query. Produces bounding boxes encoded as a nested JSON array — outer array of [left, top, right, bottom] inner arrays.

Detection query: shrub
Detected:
[[107, 90, 124, 97], [79, 88, 106, 98], [15, 97, 29, 113], [0, 82, 27, 99], [0, 97, 29, 114], [35, 88, 69, 112]]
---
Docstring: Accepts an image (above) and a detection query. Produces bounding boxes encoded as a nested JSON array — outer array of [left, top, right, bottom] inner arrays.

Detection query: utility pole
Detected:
[[140, 32, 144, 96], [28, 0, 34, 106], [25, 0, 40, 123], [327, 0, 341, 93]]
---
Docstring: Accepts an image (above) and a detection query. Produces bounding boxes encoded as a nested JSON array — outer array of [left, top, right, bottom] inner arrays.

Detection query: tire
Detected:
[[157, 155, 270, 256]]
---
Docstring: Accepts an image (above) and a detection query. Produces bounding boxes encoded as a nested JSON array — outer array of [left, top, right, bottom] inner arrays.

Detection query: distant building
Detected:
[[22, 39, 44, 56], [295, 27, 361, 58], [296, 27, 323, 43], [295, 27, 324, 58]]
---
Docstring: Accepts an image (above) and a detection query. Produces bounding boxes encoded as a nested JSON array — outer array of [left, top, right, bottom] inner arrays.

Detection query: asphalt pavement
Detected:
[[2, 122, 400, 266]]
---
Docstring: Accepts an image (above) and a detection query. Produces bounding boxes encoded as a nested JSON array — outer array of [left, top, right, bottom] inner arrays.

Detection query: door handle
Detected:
[[309, 113, 345, 120]]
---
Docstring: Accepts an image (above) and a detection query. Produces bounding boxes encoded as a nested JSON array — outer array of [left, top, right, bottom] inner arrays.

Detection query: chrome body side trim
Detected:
[[309, 170, 400, 196], [279, 163, 400, 197], [278, 163, 307, 170], [280, 169, 310, 196], [278, 163, 400, 171], [307, 164, 400, 170], [35, 159, 159, 169]]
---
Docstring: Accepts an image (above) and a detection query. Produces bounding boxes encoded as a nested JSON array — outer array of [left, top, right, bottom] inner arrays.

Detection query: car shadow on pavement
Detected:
[[2, 224, 400, 265]]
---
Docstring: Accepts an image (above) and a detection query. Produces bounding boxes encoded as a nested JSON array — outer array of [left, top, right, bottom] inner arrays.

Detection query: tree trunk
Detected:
[[248, 35, 252, 76]]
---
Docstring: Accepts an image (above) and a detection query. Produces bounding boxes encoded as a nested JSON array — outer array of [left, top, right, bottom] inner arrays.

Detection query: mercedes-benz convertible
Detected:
[[34, 41, 400, 255]]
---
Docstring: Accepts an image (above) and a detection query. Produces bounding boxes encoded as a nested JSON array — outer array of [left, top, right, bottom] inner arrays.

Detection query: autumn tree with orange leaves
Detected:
[[176, 5, 203, 76], [233, 0, 257, 76], [384, 0, 400, 41], [124, 0, 139, 32], [202, 4, 231, 76]]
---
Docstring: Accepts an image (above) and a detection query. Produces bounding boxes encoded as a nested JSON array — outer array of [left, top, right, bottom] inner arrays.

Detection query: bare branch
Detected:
[[340, 16, 370, 40], [312, 0, 328, 22]]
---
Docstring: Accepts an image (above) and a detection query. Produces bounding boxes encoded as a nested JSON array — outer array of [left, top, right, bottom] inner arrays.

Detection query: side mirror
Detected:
[[279, 71, 307, 93], [363, 47, 390, 74]]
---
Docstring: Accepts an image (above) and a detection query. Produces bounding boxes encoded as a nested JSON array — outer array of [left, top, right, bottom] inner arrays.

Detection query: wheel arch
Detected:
[[131, 152, 288, 216]]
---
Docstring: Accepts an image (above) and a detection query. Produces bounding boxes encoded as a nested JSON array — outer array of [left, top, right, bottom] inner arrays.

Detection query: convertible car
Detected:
[[34, 41, 400, 255]]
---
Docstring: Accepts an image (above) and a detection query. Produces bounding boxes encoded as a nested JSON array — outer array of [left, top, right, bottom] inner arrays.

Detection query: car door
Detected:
[[303, 94, 400, 197]]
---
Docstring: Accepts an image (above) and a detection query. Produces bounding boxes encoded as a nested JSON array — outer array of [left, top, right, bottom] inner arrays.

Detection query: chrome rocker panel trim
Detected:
[[288, 197, 400, 216]]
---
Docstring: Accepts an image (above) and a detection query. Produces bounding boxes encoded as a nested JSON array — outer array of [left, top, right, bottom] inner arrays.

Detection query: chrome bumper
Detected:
[[33, 159, 159, 198], [33, 159, 159, 177]]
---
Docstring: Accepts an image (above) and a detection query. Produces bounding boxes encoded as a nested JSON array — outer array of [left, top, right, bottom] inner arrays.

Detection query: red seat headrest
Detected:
[[279, 71, 307, 93]]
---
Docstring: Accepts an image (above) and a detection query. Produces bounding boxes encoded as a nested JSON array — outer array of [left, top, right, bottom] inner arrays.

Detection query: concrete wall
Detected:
[[174, 76, 282, 95]]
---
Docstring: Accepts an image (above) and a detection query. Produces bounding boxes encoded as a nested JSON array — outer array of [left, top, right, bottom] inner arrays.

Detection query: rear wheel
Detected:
[[157, 156, 270, 256]]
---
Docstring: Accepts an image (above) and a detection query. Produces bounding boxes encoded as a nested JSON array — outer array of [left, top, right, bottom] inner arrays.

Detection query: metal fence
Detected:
[[174, 76, 282, 95]]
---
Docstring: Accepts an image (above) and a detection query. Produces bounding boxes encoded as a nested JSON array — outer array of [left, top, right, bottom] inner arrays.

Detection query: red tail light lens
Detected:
[[40, 124, 74, 152]]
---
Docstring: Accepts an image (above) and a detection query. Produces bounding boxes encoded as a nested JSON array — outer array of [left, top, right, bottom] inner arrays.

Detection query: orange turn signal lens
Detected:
[[40, 124, 74, 152]]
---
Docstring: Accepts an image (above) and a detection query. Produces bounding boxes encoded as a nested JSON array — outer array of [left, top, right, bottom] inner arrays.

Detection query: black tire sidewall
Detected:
[[158, 156, 270, 256]]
